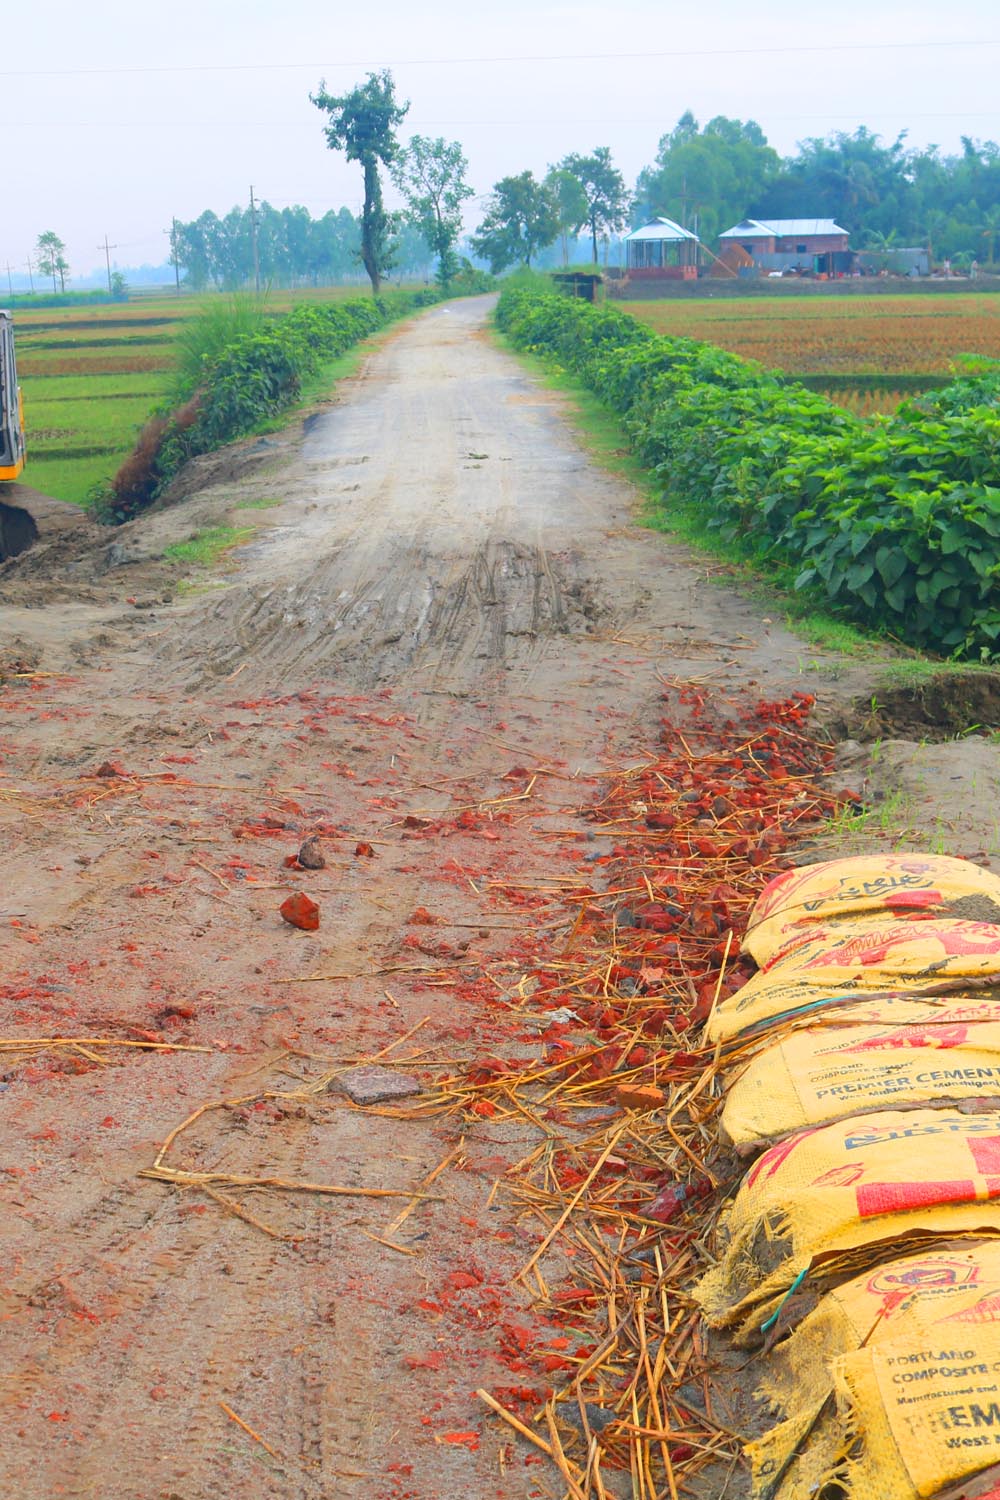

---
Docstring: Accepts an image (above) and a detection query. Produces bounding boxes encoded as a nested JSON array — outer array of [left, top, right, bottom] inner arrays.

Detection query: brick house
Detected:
[[717, 218, 851, 275]]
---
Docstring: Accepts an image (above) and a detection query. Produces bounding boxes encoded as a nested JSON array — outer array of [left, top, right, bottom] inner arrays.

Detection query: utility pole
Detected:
[[249, 184, 260, 294], [3, 262, 13, 298], [25, 257, 34, 293], [98, 233, 118, 294]]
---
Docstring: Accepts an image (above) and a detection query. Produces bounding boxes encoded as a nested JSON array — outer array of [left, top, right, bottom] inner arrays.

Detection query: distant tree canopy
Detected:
[[559, 147, 629, 263], [753, 128, 1000, 260], [176, 113, 1000, 294], [36, 230, 70, 293], [544, 168, 589, 266], [635, 114, 1000, 263], [634, 113, 780, 244], [173, 204, 433, 291], [471, 172, 561, 272], [391, 135, 474, 288]]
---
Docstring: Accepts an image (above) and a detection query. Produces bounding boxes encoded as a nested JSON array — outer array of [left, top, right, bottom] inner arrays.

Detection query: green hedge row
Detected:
[[496, 285, 1000, 658], [108, 288, 441, 521]]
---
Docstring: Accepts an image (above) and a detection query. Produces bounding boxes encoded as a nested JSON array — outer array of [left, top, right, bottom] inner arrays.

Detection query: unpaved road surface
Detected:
[[1, 295, 996, 1500]]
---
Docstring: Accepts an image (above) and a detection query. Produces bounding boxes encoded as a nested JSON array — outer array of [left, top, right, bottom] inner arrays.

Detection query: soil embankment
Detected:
[[1, 295, 998, 1499]]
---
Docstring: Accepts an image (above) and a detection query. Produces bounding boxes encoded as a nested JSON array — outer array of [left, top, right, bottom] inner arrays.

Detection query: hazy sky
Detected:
[[7, 0, 1000, 280]]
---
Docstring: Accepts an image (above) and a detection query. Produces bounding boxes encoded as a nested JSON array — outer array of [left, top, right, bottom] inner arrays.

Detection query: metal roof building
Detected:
[[624, 217, 700, 243], [719, 218, 848, 239], [715, 217, 852, 277], [622, 218, 701, 279]]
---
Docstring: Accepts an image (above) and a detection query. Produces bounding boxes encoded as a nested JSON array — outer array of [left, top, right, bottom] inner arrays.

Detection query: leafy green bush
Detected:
[[448, 263, 497, 294], [173, 295, 271, 400], [496, 284, 1000, 659]]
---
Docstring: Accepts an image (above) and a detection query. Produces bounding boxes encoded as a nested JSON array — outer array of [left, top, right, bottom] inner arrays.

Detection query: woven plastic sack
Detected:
[[836, 1296, 1000, 1498], [748, 1243, 1000, 1499], [707, 920, 1000, 1046], [697, 1107, 1000, 1343], [749, 1402, 844, 1500], [745, 854, 1000, 966], [755, 993, 1000, 1044], [721, 1020, 1000, 1151]]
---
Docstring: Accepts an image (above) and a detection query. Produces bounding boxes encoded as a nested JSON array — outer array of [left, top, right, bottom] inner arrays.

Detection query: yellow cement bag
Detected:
[[748, 1243, 1000, 1499], [759, 1242, 1000, 1416], [721, 1021, 1000, 1152], [708, 920, 1000, 1046], [745, 854, 1000, 966], [697, 1107, 1000, 1343], [749, 1403, 846, 1500], [836, 1299, 1000, 1499], [753, 993, 1000, 1046]]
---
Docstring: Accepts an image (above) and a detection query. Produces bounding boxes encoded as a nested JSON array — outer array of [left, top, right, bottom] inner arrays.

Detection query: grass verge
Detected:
[[164, 525, 254, 568], [14, 286, 426, 509]]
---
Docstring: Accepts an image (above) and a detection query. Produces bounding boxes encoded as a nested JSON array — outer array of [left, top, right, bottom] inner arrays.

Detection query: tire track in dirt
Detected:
[[0, 1083, 404, 1498], [171, 536, 591, 690]]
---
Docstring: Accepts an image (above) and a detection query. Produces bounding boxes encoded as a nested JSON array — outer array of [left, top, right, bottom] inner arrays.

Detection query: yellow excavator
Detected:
[[0, 310, 25, 482], [0, 309, 39, 561], [1, 312, 95, 562]]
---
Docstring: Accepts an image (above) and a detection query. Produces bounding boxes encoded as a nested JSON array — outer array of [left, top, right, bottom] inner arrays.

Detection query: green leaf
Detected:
[[939, 526, 967, 554], [874, 547, 908, 588]]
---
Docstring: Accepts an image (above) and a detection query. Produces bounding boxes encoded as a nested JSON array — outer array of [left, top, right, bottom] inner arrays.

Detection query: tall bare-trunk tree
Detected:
[[311, 72, 409, 294]]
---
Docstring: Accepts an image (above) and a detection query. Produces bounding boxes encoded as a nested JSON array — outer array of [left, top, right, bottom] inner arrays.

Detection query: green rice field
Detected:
[[10, 285, 377, 505]]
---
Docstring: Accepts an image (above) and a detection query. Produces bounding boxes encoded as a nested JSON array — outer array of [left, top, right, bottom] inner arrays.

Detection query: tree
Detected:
[[36, 230, 69, 292], [925, 208, 950, 269], [470, 172, 560, 273], [635, 114, 780, 243], [311, 70, 409, 294], [754, 127, 908, 239], [391, 135, 473, 288], [175, 211, 227, 290], [544, 168, 589, 265], [559, 147, 628, 264]]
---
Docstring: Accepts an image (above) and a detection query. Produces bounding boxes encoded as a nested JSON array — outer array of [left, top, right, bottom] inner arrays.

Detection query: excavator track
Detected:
[[0, 483, 88, 562]]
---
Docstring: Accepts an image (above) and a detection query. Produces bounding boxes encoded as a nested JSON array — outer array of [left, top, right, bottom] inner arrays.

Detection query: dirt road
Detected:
[[0, 295, 991, 1500]]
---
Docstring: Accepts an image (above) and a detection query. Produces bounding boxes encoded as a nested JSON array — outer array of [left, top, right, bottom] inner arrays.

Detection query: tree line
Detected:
[[634, 113, 1000, 266], [172, 203, 436, 291], [311, 75, 1000, 286], [25, 82, 1000, 296]]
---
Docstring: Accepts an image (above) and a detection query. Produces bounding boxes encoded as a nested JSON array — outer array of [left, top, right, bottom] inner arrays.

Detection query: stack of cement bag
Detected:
[[697, 854, 1000, 1500]]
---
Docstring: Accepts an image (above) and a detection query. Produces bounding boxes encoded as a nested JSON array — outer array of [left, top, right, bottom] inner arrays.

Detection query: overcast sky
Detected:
[[7, 0, 1000, 280]]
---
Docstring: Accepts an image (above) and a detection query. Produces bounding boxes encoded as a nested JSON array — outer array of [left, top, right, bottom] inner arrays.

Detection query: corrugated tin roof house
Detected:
[[717, 218, 851, 276], [720, 218, 849, 246], [623, 218, 701, 280]]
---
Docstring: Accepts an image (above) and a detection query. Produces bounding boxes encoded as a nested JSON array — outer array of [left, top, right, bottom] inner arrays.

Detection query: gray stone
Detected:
[[336, 1067, 422, 1105], [298, 836, 326, 870], [104, 541, 147, 570]]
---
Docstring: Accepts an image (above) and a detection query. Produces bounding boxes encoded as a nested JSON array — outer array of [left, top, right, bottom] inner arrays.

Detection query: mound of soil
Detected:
[[833, 671, 1000, 741]]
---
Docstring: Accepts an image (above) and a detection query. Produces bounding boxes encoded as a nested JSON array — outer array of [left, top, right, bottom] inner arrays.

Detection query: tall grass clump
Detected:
[[172, 295, 270, 401]]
